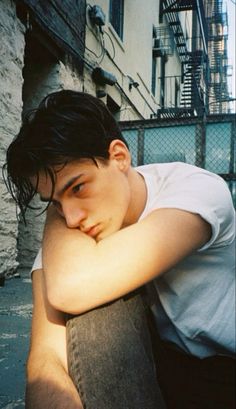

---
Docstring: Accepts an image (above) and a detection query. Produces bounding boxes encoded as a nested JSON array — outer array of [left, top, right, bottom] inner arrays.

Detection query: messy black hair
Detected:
[[3, 90, 129, 219]]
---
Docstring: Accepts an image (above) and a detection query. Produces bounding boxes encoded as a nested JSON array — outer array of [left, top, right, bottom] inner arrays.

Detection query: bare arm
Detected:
[[42, 207, 211, 314], [25, 269, 83, 409]]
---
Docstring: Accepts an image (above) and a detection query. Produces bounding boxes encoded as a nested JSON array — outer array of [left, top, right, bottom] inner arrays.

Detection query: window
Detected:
[[175, 78, 180, 107], [106, 95, 121, 120], [109, 0, 124, 40]]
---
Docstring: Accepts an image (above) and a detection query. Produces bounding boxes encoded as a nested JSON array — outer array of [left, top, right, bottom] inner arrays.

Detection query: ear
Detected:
[[108, 140, 131, 171]]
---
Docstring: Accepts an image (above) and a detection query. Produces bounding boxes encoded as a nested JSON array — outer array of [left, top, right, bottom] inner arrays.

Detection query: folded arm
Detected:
[[42, 206, 211, 315], [26, 269, 83, 409]]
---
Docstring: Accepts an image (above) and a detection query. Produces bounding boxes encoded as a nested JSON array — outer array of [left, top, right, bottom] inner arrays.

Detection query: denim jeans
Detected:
[[66, 289, 166, 409]]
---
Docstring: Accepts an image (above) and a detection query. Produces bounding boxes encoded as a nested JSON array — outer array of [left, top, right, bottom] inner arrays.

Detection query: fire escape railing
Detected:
[[157, 0, 208, 117]]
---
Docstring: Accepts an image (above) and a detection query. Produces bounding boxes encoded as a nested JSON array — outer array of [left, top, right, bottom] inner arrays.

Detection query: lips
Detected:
[[82, 225, 99, 238]]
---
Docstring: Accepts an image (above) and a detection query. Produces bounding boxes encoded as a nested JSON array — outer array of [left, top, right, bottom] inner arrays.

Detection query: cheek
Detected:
[[93, 171, 130, 221]]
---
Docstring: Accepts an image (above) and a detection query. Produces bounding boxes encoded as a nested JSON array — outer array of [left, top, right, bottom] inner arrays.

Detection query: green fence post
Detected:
[[195, 119, 206, 168], [137, 127, 145, 166]]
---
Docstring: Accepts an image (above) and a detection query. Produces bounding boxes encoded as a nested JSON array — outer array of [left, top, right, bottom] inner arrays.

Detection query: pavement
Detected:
[[0, 276, 32, 409]]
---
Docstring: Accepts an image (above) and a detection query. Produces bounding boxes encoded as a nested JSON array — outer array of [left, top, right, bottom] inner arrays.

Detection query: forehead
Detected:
[[31, 159, 107, 197]]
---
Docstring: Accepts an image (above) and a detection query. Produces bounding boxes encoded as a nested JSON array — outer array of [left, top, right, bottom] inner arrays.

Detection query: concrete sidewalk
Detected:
[[0, 276, 32, 409]]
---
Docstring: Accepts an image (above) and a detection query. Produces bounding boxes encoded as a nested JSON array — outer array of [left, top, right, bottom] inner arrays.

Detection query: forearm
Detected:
[[43, 207, 210, 314], [26, 351, 83, 409], [42, 209, 137, 314], [41, 211, 157, 317]]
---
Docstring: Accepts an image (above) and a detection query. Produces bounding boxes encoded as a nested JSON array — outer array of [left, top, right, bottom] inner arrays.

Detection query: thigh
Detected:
[[154, 340, 235, 409], [66, 291, 166, 409]]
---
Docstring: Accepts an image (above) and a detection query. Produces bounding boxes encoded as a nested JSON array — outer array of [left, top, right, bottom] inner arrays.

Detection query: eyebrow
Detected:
[[40, 173, 84, 202]]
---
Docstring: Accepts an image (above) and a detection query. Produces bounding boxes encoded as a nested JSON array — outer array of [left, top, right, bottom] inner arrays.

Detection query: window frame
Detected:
[[109, 0, 124, 41]]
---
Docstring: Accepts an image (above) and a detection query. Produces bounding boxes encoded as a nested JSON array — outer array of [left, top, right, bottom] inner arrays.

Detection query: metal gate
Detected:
[[119, 114, 236, 207]]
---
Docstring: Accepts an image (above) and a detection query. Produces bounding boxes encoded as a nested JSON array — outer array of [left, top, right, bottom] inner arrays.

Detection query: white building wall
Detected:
[[85, 1, 194, 118], [85, 0, 160, 120]]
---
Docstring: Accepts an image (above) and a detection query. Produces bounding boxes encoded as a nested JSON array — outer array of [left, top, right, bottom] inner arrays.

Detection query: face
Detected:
[[35, 141, 134, 241]]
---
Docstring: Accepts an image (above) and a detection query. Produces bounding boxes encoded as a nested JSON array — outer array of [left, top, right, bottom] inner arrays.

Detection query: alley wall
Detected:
[[0, 0, 25, 278]]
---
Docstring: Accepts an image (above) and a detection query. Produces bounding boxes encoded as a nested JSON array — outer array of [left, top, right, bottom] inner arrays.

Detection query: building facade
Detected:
[[0, 0, 232, 279], [206, 0, 232, 113]]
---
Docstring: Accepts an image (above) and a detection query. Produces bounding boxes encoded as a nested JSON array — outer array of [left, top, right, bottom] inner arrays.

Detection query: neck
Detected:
[[124, 168, 147, 227]]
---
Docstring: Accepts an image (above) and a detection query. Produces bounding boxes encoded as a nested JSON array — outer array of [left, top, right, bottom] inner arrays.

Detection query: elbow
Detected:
[[44, 269, 72, 312], [46, 281, 84, 314], [47, 285, 70, 313]]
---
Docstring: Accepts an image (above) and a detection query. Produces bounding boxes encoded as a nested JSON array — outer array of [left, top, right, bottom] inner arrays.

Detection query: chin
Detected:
[[97, 219, 123, 241], [96, 228, 114, 241], [96, 231, 107, 241]]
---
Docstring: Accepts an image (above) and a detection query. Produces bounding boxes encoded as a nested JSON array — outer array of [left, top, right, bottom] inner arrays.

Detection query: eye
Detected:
[[72, 183, 84, 194]]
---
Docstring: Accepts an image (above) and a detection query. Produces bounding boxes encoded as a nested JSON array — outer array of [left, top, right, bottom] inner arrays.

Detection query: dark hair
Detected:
[[3, 90, 129, 218]]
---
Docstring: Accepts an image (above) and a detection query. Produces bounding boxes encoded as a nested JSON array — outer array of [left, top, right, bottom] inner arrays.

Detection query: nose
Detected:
[[62, 202, 86, 229]]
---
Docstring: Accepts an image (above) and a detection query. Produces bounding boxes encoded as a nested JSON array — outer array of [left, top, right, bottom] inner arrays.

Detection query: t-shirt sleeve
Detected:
[[150, 171, 235, 251], [30, 248, 43, 275]]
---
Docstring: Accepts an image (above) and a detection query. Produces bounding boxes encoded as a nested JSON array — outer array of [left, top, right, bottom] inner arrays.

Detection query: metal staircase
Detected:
[[160, 0, 192, 64], [157, 0, 207, 117], [180, 50, 204, 114]]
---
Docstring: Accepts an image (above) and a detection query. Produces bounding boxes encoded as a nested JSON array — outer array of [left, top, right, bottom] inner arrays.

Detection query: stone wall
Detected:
[[18, 58, 89, 275], [0, 0, 94, 277], [0, 0, 25, 278]]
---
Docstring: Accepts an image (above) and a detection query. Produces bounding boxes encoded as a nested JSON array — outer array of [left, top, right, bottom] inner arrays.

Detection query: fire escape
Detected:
[[156, 0, 208, 118], [207, 0, 231, 114]]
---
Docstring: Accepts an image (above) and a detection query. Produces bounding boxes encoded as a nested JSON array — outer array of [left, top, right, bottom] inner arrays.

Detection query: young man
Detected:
[[4, 90, 235, 409]]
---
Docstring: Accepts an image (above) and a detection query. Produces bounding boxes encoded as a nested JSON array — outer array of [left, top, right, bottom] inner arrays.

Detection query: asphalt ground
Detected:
[[0, 276, 32, 409]]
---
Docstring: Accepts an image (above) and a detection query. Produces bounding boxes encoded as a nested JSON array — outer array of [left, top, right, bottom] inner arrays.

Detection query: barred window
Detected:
[[109, 0, 124, 40]]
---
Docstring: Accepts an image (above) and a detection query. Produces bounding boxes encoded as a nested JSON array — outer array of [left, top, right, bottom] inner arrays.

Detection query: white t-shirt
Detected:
[[137, 162, 235, 358], [32, 162, 235, 358]]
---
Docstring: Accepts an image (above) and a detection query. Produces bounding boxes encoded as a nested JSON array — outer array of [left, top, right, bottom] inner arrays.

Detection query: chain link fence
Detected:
[[120, 114, 236, 207]]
